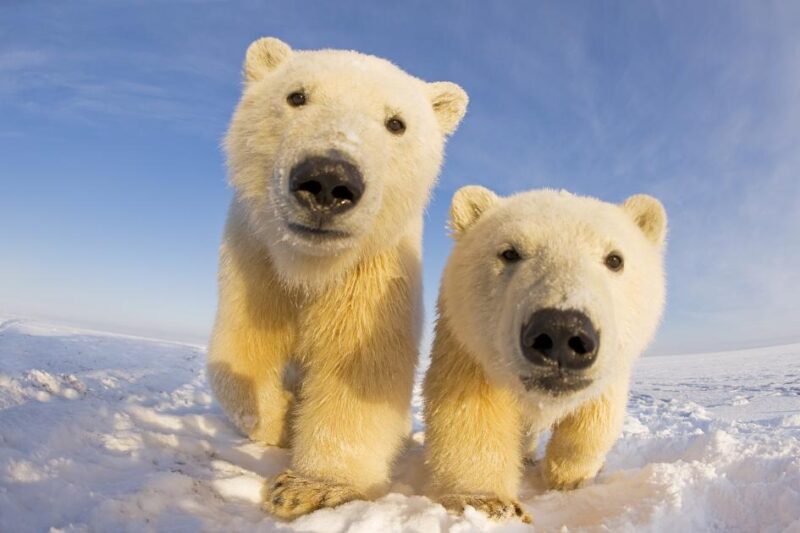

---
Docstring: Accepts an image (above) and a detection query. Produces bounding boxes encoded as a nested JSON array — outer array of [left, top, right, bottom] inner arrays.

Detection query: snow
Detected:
[[1, 316, 799, 532]]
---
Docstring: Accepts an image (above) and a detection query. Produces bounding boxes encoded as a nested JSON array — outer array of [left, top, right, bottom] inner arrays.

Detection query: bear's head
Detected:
[[225, 37, 468, 286], [441, 187, 667, 402]]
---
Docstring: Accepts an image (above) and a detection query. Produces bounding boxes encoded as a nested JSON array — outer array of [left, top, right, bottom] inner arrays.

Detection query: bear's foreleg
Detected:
[[263, 359, 414, 519], [264, 341, 416, 519], [264, 252, 419, 519], [423, 321, 531, 523], [208, 238, 299, 447], [543, 379, 629, 490], [208, 332, 295, 447]]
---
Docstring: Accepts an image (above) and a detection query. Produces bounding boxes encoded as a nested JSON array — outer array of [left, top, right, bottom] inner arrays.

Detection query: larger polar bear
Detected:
[[424, 186, 667, 522], [208, 37, 467, 519]]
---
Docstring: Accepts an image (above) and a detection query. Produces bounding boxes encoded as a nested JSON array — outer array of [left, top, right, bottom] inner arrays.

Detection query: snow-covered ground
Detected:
[[1, 317, 799, 532]]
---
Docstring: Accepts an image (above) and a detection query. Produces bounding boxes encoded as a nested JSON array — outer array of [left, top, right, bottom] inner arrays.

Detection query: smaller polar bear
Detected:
[[423, 186, 667, 522]]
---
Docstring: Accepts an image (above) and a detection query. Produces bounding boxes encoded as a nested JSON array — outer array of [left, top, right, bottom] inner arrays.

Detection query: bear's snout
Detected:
[[289, 156, 365, 216], [520, 308, 599, 371]]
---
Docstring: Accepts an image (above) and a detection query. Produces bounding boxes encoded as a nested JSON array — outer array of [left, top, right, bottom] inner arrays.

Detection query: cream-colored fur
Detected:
[[424, 187, 667, 522], [208, 37, 467, 519]]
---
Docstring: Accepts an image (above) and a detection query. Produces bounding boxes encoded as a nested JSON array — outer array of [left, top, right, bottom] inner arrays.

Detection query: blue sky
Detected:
[[1, 1, 798, 354]]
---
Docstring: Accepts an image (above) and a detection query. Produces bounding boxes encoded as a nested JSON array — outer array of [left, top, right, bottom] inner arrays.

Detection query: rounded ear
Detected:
[[244, 37, 292, 82], [427, 81, 469, 135], [621, 194, 668, 246], [449, 185, 499, 237]]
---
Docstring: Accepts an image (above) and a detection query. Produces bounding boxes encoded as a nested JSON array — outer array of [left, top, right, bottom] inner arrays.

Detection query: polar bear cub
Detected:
[[208, 37, 468, 519], [423, 186, 667, 522]]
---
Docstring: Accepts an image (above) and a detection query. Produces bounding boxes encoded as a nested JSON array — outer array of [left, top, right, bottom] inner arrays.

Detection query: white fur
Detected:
[[423, 187, 667, 515], [209, 37, 468, 520], [443, 187, 666, 420], [225, 37, 468, 288]]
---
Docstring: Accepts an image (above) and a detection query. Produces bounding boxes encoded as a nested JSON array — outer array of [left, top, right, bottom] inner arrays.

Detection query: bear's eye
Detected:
[[604, 252, 624, 272], [499, 247, 522, 263], [386, 117, 406, 135], [287, 91, 307, 107]]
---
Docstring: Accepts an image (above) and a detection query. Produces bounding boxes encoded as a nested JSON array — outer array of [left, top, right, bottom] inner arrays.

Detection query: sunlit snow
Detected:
[[1, 318, 798, 532]]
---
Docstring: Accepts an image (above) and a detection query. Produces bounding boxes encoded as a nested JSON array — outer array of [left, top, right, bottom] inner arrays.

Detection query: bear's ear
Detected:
[[621, 194, 668, 246], [449, 185, 499, 236], [244, 37, 292, 82], [427, 82, 469, 135]]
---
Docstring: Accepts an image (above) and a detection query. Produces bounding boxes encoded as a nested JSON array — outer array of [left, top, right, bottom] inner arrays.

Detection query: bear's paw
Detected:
[[542, 456, 603, 491], [262, 470, 365, 519], [439, 494, 532, 523]]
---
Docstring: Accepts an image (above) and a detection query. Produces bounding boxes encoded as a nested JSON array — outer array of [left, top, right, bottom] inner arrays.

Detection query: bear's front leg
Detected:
[[263, 354, 415, 518], [263, 252, 419, 519], [423, 321, 530, 523], [208, 237, 299, 447], [543, 380, 629, 490]]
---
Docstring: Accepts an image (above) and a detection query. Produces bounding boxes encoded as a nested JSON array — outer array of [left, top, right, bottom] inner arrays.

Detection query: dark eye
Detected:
[[287, 91, 307, 107], [500, 248, 521, 263], [605, 252, 624, 272], [386, 117, 406, 134]]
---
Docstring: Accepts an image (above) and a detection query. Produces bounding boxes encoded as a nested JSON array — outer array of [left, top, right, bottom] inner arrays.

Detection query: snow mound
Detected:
[[1, 318, 799, 532]]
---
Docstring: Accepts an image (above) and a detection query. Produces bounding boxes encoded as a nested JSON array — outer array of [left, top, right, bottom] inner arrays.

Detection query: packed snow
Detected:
[[1, 317, 798, 532]]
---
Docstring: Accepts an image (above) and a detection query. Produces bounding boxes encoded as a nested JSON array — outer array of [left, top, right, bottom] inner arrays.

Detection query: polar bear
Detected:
[[423, 186, 667, 522], [207, 37, 467, 519]]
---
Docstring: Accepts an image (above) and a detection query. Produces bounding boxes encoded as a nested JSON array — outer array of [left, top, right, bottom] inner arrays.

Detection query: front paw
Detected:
[[263, 470, 365, 519], [543, 457, 602, 490], [439, 494, 532, 524]]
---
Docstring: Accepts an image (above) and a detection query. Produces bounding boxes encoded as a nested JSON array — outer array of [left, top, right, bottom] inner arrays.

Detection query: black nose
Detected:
[[520, 308, 599, 370], [289, 156, 364, 215]]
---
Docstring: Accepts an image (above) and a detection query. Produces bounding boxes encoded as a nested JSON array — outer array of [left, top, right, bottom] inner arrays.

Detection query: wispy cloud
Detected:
[[0, 38, 236, 137], [0, 49, 48, 70]]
